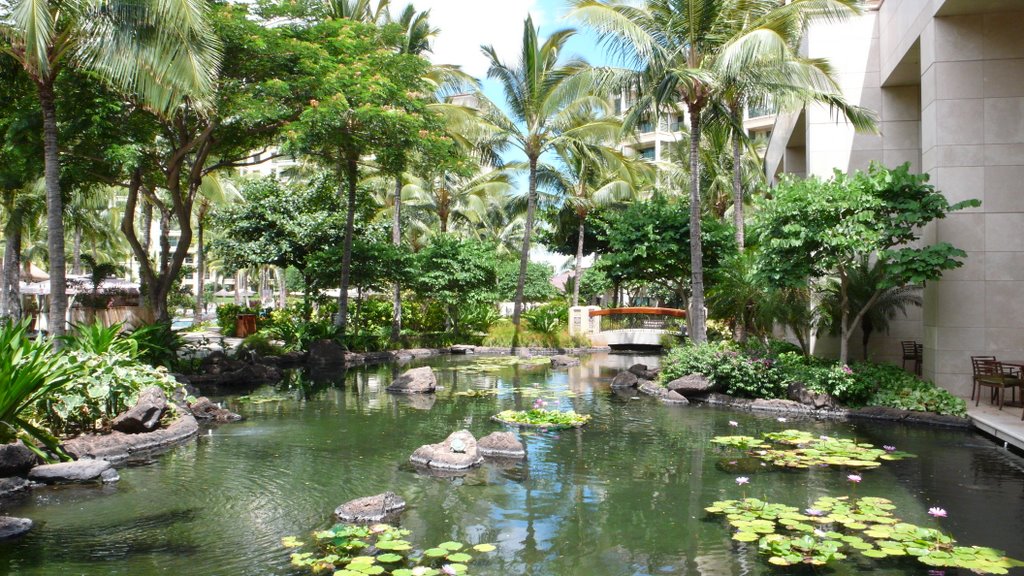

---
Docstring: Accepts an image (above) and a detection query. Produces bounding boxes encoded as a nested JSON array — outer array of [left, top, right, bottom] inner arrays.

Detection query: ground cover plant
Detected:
[[706, 495, 1024, 573], [284, 523, 495, 575]]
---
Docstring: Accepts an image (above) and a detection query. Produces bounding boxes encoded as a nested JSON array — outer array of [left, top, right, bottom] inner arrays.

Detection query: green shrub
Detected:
[[481, 319, 577, 349], [61, 321, 138, 357], [774, 352, 873, 405], [38, 351, 181, 436], [659, 342, 787, 399], [854, 362, 967, 417], [127, 322, 185, 368], [0, 320, 79, 458], [237, 334, 285, 358]]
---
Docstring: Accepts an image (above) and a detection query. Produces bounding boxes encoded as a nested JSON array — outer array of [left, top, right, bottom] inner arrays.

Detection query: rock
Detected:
[[610, 370, 638, 389], [112, 386, 168, 434], [550, 355, 580, 368], [260, 351, 308, 368], [409, 430, 483, 471], [0, 517, 32, 540], [638, 380, 668, 398], [405, 349, 439, 358], [477, 431, 526, 459], [665, 374, 714, 395], [387, 367, 437, 394], [64, 414, 200, 464], [171, 383, 201, 406], [786, 382, 837, 410], [0, 477, 31, 499], [628, 363, 659, 380], [28, 459, 116, 484], [334, 492, 407, 523], [188, 397, 242, 423], [660, 390, 690, 405], [450, 345, 476, 355], [0, 441, 37, 477], [308, 339, 346, 367], [749, 398, 813, 414]]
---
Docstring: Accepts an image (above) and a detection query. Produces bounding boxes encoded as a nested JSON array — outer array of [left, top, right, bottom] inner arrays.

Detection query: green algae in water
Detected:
[[706, 496, 1024, 573]]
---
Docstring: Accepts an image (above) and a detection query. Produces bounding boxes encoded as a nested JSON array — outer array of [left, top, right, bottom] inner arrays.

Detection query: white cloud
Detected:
[[407, 0, 545, 78]]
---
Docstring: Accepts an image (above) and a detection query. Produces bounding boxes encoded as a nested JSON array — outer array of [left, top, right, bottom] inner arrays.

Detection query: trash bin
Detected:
[[236, 313, 257, 338]]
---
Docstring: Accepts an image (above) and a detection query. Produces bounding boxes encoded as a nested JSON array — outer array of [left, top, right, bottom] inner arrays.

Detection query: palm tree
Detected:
[[403, 169, 513, 235], [570, 0, 864, 342], [0, 0, 220, 336], [819, 257, 922, 361], [481, 16, 616, 349], [193, 175, 241, 325], [544, 133, 647, 306]]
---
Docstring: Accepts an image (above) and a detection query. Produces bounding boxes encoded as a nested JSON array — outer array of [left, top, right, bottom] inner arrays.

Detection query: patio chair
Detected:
[[902, 341, 923, 375], [971, 355, 996, 401], [973, 359, 1023, 409]]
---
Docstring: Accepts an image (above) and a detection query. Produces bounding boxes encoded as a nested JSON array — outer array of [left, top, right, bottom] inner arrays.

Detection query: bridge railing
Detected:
[[568, 306, 687, 337]]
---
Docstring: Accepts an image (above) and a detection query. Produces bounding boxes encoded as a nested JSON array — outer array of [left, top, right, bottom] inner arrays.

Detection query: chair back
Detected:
[[972, 355, 996, 375], [902, 341, 919, 357], [976, 359, 1003, 376]]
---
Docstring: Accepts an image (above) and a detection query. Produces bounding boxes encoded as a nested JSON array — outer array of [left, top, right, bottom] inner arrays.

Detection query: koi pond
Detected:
[[1, 352, 1023, 575]]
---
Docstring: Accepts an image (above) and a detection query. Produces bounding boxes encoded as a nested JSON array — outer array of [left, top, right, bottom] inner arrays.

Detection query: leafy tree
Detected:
[[753, 163, 978, 363], [411, 236, 499, 335], [496, 260, 556, 304], [481, 16, 616, 349], [0, 0, 220, 335], [289, 17, 431, 338]]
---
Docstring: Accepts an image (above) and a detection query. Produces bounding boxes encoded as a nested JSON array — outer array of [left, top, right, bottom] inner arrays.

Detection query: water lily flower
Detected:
[[847, 474, 862, 483], [814, 529, 827, 538], [533, 398, 547, 409], [441, 565, 458, 576], [736, 476, 750, 486], [412, 568, 429, 576], [883, 445, 896, 452], [776, 417, 787, 423], [805, 508, 824, 516], [728, 420, 738, 427], [928, 507, 947, 518]]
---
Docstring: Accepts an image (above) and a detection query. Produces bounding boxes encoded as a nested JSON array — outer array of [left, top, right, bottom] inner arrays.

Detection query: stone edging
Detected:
[[62, 414, 201, 464]]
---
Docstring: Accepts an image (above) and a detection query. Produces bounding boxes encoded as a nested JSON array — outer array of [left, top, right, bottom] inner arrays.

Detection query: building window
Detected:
[[638, 147, 656, 160], [638, 118, 654, 133], [746, 99, 777, 119]]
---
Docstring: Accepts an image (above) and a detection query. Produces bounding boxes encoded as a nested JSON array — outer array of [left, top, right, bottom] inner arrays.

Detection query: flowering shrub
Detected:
[[659, 342, 787, 399]]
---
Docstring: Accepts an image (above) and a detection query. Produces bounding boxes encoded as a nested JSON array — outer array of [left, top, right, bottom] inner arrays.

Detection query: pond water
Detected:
[[1, 352, 1023, 576]]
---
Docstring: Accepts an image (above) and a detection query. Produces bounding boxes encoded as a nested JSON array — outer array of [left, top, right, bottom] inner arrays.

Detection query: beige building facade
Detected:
[[767, 0, 1024, 396]]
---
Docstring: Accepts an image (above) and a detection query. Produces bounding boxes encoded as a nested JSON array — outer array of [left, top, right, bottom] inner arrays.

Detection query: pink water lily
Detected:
[[928, 507, 948, 518], [736, 476, 750, 486], [441, 565, 458, 576], [847, 474, 862, 483], [805, 508, 824, 516], [883, 445, 896, 452]]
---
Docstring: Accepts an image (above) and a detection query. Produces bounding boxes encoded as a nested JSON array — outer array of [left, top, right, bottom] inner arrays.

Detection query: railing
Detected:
[[588, 307, 687, 332]]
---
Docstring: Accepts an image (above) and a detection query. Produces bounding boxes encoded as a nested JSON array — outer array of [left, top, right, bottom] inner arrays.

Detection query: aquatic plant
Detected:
[[284, 523, 496, 575], [711, 429, 915, 469], [705, 496, 1024, 573], [492, 408, 591, 430]]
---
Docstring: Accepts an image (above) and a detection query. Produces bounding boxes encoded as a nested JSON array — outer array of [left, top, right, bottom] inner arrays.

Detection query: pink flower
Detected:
[[928, 507, 947, 518], [847, 474, 862, 483], [805, 508, 824, 516], [533, 398, 546, 409], [728, 420, 738, 427], [883, 445, 896, 452], [441, 565, 458, 576], [736, 476, 750, 486], [841, 365, 853, 375]]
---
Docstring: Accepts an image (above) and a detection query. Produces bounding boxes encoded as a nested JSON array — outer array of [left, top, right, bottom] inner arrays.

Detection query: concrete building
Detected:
[[766, 0, 1024, 397]]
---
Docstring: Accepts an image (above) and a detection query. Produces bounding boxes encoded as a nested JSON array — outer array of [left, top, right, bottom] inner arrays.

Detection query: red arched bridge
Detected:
[[569, 306, 687, 349]]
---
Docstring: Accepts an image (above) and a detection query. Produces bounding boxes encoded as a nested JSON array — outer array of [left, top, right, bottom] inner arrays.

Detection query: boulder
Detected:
[[308, 339, 346, 367], [0, 517, 32, 540], [63, 414, 199, 464], [188, 397, 243, 423], [0, 441, 37, 477], [28, 459, 118, 484], [387, 367, 437, 394], [610, 370, 638, 389], [477, 431, 526, 459], [112, 386, 168, 434], [550, 355, 581, 368], [260, 351, 308, 368], [665, 374, 714, 395], [787, 382, 837, 410], [660, 390, 690, 405], [637, 380, 668, 398], [0, 477, 31, 499], [450, 345, 476, 355], [749, 398, 813, 414], [334, 492, 407, 523], [628, 363, 659, 380], [409, 430, 483, 471]]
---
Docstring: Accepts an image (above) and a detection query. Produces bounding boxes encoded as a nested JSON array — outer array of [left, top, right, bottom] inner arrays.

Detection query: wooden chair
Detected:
[[902, 341, 923, 375], [971, 355, 996, 402], [974, 359, 1023, 409]]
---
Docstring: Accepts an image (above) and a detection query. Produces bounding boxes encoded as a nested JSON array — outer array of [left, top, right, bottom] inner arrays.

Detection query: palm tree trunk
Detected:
[[688, 105, 707, 344], [391, 174, 402, 344], [573, 214, 585, 307], [194, 218, 205, 325], [511, 156, 539, 351], [72, 227, 82, 275], [38, 80, 67, 337], [234, 270, 242, 305], [1, 212, 23, 321], [731, 107, 745, 251], [277, 267, 287, 309], [839, 268, 849, 365], [336, 156, 358, 335]]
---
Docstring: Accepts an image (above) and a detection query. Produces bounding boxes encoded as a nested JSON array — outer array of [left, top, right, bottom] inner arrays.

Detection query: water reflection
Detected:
[[0, 352, 1021, 576]]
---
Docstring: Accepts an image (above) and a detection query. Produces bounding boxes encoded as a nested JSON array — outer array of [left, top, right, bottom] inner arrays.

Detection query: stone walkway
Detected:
[[180, 327, 243, 358], [967, 401, 1024, 451]]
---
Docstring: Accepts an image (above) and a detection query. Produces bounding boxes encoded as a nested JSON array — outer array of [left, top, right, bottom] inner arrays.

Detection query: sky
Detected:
[[407, 0, 614, 270]]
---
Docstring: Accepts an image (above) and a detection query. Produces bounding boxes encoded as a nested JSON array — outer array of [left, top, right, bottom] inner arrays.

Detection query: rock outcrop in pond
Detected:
[[334, 492, 407, 523], [28, 459, 119, 484], [0, 517, 32, 540], [112, 386, 168, 434], [386, 366, 437, 394], [477, 431, 526, 459], [410, 430, 483, 471]]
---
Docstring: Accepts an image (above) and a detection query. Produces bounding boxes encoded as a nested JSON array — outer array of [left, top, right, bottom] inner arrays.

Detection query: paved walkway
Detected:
[[967, 401, 1024, 451]]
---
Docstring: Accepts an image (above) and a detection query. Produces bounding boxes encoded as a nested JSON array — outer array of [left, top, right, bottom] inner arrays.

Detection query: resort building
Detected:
[[767, 0, 1024, 397]]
